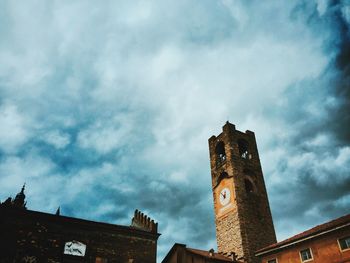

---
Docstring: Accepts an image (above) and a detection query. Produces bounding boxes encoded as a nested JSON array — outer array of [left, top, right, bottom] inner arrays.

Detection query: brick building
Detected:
[[0, 186, 160, 263], [162, 243, 242, 263], [256, 214, 350, 263]]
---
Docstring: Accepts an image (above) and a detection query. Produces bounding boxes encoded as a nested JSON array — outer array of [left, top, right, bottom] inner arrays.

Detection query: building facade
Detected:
[[256, 214, 350, 263], [0, 187, 160, 263]]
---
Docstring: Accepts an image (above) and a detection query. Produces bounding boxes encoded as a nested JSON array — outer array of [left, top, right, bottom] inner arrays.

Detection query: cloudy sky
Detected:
[[0, 0, 349, 261]]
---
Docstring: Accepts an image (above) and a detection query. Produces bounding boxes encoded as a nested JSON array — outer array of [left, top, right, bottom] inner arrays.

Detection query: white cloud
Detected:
[[305, 133, 331, 147], [0, 153, 57, 206], [316, 0, 330, 16], [342, 3, 350, 23], [78, 121, 131, 154], [221, 0, 248, 29], [335, 193, 350, 208], [42, 130, 70, 149], [0, 104, 30, 153]]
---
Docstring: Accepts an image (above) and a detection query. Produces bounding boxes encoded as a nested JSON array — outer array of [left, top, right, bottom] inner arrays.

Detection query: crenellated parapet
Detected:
[[131, 209, 158, 234]]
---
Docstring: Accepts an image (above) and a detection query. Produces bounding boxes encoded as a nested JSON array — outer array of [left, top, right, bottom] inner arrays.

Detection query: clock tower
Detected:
[[208, 122, 276, 263]]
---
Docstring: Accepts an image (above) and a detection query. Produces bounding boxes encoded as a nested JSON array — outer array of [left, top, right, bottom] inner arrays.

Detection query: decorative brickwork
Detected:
[[131, 209, 158, 234], [208, 122, 276, 263]]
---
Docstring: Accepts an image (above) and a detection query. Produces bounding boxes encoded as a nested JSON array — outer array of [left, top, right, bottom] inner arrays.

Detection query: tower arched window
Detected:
[[238, 139, 251, 159], [244, 179, 254, 194], [243, 168, 255, 177], [215, 141, 226, 165]]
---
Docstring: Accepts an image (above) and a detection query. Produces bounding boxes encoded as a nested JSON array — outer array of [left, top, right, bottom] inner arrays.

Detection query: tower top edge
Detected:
[[209, 121, 255, 142]]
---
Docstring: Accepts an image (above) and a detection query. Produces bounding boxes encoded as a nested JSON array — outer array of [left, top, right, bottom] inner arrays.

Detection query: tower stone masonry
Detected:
[[208, 122, 276, 263]]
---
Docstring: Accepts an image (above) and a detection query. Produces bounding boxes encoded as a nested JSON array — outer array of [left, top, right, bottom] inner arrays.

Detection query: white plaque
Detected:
[[64, 240, 86, 257]]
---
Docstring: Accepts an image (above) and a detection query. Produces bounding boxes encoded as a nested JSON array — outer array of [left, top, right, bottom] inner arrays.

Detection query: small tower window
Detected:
[[215, 141, 226, 165], [96, 257, 108, 263], [244, 179, 254, 193], [238, 139, 251, 159]]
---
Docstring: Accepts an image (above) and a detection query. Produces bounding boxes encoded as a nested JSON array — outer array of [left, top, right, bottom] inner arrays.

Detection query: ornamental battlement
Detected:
[[131, 209, 158, 234]]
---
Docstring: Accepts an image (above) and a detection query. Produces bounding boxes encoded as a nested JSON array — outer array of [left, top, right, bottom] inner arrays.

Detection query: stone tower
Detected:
[[208, 122, 276, 263]]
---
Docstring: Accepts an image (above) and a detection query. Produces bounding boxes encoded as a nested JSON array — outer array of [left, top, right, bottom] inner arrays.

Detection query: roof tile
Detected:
[[187, 247, 233, 261]]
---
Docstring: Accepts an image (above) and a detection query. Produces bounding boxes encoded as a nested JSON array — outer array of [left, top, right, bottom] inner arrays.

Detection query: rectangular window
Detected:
[[339, 236, 350, 251], [300, 248, 313, 262], [267, 259, 277, 263], [95, 257, 108, 263]]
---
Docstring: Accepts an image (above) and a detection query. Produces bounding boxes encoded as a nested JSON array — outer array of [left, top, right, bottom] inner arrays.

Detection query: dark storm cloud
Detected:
[[265, 0, 350, 236], [272, 171, 350, 218], [329, 0, 350, 144], [285, 0, 350, 144]]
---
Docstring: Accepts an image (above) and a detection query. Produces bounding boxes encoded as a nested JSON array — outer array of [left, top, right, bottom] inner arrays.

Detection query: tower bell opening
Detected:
[[215, 141, 226, 165]]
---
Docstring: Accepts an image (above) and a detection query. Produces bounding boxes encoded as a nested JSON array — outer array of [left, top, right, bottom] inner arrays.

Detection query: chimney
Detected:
[[209, 248, 214, 257]]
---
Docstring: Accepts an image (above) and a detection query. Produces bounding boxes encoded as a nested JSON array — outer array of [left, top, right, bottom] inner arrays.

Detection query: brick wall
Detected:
[[0, 207, 159, 263]]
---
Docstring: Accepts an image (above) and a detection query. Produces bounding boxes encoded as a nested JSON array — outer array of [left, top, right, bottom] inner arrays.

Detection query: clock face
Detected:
[[219, 187, 231, 206], [64, 240, 86, 257]]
